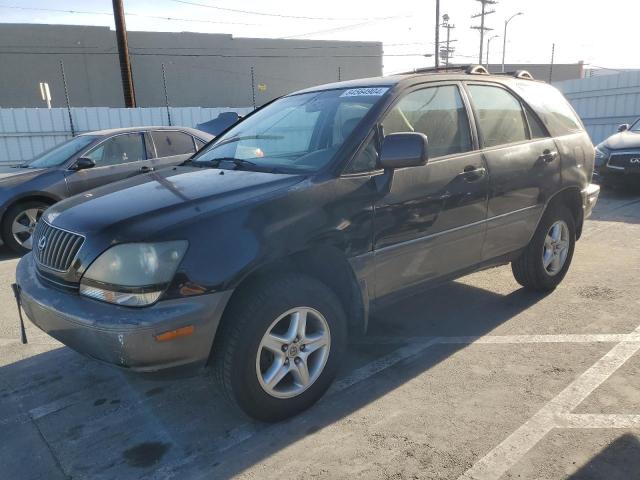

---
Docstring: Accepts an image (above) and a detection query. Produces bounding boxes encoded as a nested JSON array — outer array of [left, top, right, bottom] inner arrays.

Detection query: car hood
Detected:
[[602, 131, 640, 150], [45, 166, 306, 240], [0, 166, 46, 181]]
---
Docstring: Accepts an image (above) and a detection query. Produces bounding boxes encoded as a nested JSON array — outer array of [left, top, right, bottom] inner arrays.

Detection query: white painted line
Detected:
[[356, 333, 640, 346], [459, 325, 640, 480], [557, 414, 640, 429]]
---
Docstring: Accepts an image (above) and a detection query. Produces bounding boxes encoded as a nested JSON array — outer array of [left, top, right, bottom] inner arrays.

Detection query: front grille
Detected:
[[33, 221, 84, 272], [609, 153, 640, 169]]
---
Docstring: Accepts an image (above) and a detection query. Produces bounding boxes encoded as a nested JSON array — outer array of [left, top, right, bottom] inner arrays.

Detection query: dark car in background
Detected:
[[0, 126, 212, 253], [594, 120, 640, 186], [16, 67, 599, 421]]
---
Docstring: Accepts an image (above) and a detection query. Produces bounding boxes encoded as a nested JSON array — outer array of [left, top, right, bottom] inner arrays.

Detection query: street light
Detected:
[[486, 35, 499, 70], [501, 12, 524, 73]]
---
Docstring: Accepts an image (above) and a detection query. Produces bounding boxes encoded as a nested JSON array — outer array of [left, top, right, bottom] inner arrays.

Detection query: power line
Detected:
[[470, 0, 496, 64], [0, 4, 258, 26], [167, 0, 404, 21], [281, 16, 410, 39]]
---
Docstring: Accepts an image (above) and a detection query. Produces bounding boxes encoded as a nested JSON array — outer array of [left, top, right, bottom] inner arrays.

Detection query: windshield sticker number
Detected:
[[340, 88, 389, 97]]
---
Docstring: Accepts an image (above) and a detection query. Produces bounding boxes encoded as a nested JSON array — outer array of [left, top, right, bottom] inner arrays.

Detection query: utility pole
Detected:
[[471, 0, 497, 65], [549, 43, 555, 82], [434, 0, 440, 67], [440, 14, 456, 70], [112, 0, 136, 107]]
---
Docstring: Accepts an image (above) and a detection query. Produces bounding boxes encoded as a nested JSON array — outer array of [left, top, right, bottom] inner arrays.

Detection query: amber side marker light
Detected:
[[155, 325, 194, 342]]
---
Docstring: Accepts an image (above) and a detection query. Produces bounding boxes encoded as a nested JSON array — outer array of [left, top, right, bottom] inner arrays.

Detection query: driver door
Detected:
[[65, 132, 152, 196]]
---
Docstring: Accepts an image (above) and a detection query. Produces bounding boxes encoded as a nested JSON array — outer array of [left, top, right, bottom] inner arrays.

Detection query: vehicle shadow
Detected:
[[567, 433, 640, 479], [0, 279, 548, 480], [0, 246, 20, 261]]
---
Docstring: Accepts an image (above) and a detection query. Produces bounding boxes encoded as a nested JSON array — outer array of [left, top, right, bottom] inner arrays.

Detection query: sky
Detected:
[[0, 0, 637, 74]]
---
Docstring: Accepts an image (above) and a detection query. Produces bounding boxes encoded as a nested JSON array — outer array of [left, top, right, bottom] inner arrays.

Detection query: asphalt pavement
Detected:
[[1, 187, 639, 480]]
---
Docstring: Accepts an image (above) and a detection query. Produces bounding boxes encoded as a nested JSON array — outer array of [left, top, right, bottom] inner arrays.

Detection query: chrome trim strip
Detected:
[[375, 204, 540, 254]]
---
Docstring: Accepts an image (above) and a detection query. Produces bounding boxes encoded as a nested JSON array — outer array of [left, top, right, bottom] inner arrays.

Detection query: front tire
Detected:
[[511, 204, 576, 291], [212, 273, 347, 422], [1, 201, 49, 254]]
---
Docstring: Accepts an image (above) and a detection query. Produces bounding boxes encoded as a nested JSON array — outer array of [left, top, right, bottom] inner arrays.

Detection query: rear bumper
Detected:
[[581, 183, 600, 220], [16, 253, 232, 372]]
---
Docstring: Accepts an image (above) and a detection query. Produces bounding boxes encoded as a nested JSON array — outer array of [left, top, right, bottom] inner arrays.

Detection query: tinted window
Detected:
[[28, 135, 97, 168], [152, 131, 196, 157], [525, 105, 548, 139], [512, 81, 583, 136], [85, 133, 146, 166], [346, 134, 379, 173], [382, 85, 472, 158], [468, 85, 528, 148]]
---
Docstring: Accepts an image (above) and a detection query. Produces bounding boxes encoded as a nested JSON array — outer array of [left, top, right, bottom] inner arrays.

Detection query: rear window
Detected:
[[152, 131, 196, 157], [512, 81, 583, 136]]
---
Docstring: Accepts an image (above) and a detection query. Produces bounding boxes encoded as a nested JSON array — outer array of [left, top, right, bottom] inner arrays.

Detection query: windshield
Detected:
[[630, 119, 640, 132], [191, 87, 389, 173], [28, 135, 98, 168]]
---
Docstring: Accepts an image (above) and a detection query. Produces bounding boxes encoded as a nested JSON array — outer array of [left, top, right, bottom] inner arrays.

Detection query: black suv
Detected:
[[16, 66, 600, 421]]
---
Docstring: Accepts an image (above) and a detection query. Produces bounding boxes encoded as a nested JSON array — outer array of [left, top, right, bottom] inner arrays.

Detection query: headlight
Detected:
[[79, 241, 188, 307], [594, 145, 609, 166]]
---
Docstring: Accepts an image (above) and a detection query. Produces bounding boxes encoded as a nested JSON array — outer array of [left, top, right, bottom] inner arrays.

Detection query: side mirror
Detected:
[[71, 157, 96, 171], [379, 132, 429, 169], [618, 124, 630, 132]]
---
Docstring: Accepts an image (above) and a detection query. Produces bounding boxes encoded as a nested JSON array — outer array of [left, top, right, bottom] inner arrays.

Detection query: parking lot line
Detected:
[[458, 324, 640, 480]]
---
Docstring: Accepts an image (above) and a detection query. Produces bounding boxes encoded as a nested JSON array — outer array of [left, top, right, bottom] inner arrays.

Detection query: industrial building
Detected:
[[0, 23, 383, 108]]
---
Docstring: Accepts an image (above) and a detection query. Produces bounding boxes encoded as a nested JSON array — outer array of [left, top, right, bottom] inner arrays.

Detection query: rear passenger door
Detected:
[[464, 83, 561, 260], [150, 130, 197, 169], [373, 83, 489, 299]]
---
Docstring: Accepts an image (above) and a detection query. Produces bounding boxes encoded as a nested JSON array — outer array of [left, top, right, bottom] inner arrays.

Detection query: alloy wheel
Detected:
[[542, 220, 570, 276], [11, 207, 45, 250], [256, 307, 331, 399]]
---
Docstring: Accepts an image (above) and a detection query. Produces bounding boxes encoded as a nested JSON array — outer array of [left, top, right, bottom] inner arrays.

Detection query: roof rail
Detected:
[[399, 65, 471, 75], [494, 70, 536, 80], [513, 69, 534, 80], [465, 65, 490, 75]]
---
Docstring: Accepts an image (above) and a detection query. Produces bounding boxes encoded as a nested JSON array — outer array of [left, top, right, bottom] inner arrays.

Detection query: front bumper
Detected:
[[16, 254, 232, 372], [581, 183, 600, 220]]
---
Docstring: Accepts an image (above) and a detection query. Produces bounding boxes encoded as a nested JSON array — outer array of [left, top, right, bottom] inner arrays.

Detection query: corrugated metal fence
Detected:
[[0, 106, 252, 163], [555, 71, 640, 145]]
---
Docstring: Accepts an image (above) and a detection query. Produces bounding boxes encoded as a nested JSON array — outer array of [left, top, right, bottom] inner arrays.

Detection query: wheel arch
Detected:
[[223, 246, 368, 337], [546, 186, 584, 239], [0, 193, 59, 235]]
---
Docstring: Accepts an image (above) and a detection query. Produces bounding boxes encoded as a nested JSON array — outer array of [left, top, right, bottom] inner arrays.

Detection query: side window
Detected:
[[85, 133, 146, 166], [345, 134, 379, 174], [512, 81, 583, 136], [381, 85, 473, 158], [467, 85, 529, 148], [152, 131, 196, 157], [194, 138, 206, 150], [524, 105, 548, 139]]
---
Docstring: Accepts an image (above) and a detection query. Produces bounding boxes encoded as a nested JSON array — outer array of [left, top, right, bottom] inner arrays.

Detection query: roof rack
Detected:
[[399, 64, 491, 76], [494, 70, 536, 80]]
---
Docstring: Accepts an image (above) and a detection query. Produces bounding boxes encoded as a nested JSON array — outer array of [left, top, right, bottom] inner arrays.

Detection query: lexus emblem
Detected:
[[631, 158, 640, 164], [37, 235, 47, 251]]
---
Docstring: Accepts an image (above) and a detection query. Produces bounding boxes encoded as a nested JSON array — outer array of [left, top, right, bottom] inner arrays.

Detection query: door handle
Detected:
[[139, 165, 154, 173], [460, 166, 486, 181], [539, 149, 558, 163]]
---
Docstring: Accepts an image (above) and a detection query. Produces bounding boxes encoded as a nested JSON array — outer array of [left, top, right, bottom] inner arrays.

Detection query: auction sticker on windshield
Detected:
[[340, 87, 389, 97]]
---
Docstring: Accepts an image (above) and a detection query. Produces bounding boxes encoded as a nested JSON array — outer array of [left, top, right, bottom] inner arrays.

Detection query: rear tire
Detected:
[[1, 200, 49, 254], [212, 273, 347, 422], [511, 204, 576, 291]]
